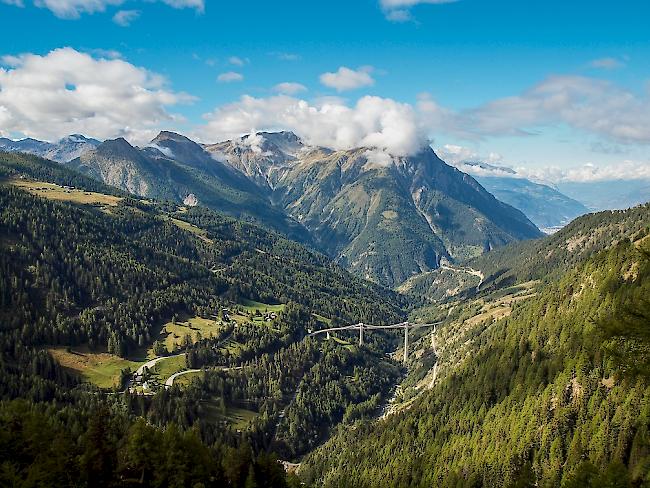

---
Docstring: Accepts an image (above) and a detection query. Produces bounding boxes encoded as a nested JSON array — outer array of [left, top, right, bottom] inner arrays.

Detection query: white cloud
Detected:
[[217, 71, 244, 83], [518, 161, 650, 184], [146, 142, 174, 158], [33, 0, 122, 18], [199, 94, 427, 156], [88, 48, 122, 59], [590, 57, 625, 70], [363, 148, 394, 169], [0, 47, 193, 144], [418, 76, 650, 146], [4, 0, 203, 19], [228, 56, 247, 67], [159, 0, 203, 13], [112, 9, 139, 26], [379, 0, 459, 21], [273, 82, 307, 95], [319, 66, 375, 92], [236, 133, 272, 155], [438, 144, 503, 166], [437, 143, 650, 184]]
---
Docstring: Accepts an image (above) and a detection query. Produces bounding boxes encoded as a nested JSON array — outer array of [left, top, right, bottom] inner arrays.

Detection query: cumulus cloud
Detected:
[[273, 82, 307, 95], [379, 0, 458, 21], [419, 76, 650, 146], [363, 148, 394, 169], [4, 0, 203, 19], [234, 133, 273, 156], [199, 94, 427, 155], [112, 9, 139, 26], [465, 76, 650, 144], [89, 48, 122, 59], [319, 66, 375, 92], [217, 71, 243, 83], [0, 47, 193, 144]]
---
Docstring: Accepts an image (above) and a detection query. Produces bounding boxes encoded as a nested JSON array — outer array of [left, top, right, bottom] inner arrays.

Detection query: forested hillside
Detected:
[[402, 204, 650, 304], [302, 208, 650, 487], [0, 152, 405, 486]]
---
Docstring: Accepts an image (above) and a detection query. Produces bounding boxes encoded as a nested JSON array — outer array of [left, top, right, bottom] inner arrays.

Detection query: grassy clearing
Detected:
[[151, 354, 187, 379], [196, 399, 259, 428], [175, 370, 204, 387], [313, 314, 332, 326], [166, 216, 213, 243], [239, 299, 285, 314], [230, 300, 286, 327], [225, 407, 259, 430], [10, 179, 122, 207], [49, 347, 144, 389], [158, 316, 221, 353]]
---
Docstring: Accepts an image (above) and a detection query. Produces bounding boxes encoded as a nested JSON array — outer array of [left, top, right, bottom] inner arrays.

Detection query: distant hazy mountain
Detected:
[[461, 162, 590, 232], [0, 134, 100, 162], [209, 133, 542, 287], [68, 133, 310, 241], [557, 179, 650, 211]]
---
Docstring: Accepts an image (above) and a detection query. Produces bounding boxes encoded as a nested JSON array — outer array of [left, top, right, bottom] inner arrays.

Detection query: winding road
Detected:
[[164, 365, 243, 388], [135, 352, 185, 376], [439, 264, 484, 292], [165, 368, 201, 387]]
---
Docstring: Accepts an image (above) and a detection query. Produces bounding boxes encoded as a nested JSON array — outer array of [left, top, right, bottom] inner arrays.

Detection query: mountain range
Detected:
[[460, 162, 590, 232], [209, 133, 541, 285], [0, 134, 100, 163], [2, 131, 546, 286]]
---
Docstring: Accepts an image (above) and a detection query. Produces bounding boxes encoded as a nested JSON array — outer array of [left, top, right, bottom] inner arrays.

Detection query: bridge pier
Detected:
[[403, 326, 409, 364], [359, 323, 364, 346], [326, 331, 330, 340]]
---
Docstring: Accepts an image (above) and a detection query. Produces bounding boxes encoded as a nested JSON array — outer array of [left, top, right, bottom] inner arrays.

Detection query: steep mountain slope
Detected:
[[207, 131, 303, 188], [68, 133, 310, 241], [0, 150, 404, 353], [461, 163, 590, 231], [208, 133, 542, 287], [0, 134, 99, 162], [303, 205, 650, 487], [402, 203, 650, 302]]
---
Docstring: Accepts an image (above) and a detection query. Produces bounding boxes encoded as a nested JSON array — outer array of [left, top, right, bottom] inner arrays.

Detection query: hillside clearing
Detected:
[[9, 179, 122, 206], [48, 347, 144, 389]]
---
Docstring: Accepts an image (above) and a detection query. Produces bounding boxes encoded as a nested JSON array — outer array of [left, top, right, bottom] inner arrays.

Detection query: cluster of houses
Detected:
[[221, 307, 278, 324], [128, 366, 160, 395]]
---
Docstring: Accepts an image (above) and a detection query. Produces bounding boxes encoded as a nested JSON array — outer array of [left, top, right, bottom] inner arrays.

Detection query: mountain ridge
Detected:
[[209, 133, 542, 286]]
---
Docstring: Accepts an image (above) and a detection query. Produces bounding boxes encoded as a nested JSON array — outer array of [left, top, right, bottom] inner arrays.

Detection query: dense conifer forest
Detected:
[[0, 152, 404, 487], [302, 220, 650, 487]]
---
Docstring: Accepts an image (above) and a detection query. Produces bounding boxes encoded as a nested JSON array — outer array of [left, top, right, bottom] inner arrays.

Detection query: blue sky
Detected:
[[1, 0, 649, 182]]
